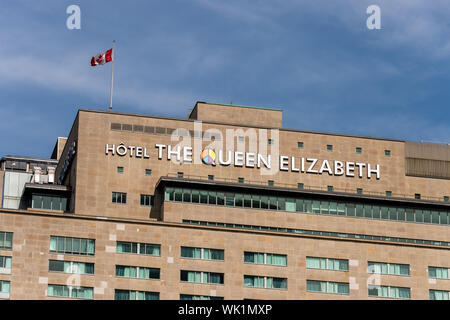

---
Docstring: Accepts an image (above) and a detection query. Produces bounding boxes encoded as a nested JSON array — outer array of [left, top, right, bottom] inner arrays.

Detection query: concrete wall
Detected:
[[1, 209, 449, 300]]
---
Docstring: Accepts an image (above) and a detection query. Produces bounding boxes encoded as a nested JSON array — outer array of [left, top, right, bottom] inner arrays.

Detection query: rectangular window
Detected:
[[385, 150, 391, 156], [244, 275, 287, 290], [306, 280, 349, 295], [208, 175, 214, 181], [297, 142, 304, 148], [181, 247, 224, 261], [356, 188, 363, 195], [0, 280, 10, 299], [116, 241, 160, 256], [238, 136, 245, 143], [32, 195, 68, 211], [0, 232, 13, 250], [47, 284, 93, 299], [177, 172, 184, 178], [268, 180, 274, 187], [180, 270, 224, 285], [430, 290, 450, 300], [116, 265, 160, 280], [326, 145, 333, 151], [0, 256, 12, 274], [444, 196, 449, 202], [112, 192, 127, 204], [140, 194, 154, 206], [327, 186, 334, 192], [356, 147, 362, 154], [368, 262, 410, 276], [415, 193, 421, 200], [50, 236, 95, 256], [428, 266, 450, 280], [306, 257, 348, 271], [145, 169, 152, 176], [117, 166, 124, 173], [115, 289, 159, 300], [238, 177, 244, 184], [368, 285, 410, 299], [49, 260, 94, 275], [297, 183, 304, 190], [385, 191, 392, 197], [268, 139, 274, 145], [244, 252, 287, 266], [180, 294, 224, 300]]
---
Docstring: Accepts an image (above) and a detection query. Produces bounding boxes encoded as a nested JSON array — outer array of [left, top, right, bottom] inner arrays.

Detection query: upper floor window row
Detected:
[[165, 187, 450, 226], [116, 241, 160, 256], [306, 257, 349, 271], [50, 236, 95, 256], [181, 247, 224, 261], [0, 232, 13, 250], [244, 252, 287, 267], [429, 266, 450, 280], [368, 261, 410, 276]]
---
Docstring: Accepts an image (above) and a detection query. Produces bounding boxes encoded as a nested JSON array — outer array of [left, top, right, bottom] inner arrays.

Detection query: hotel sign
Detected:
[[105, 143, 380, 179]]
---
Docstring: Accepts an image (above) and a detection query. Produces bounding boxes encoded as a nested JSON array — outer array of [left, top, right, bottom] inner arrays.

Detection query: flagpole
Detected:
[[109, 40, 116, 112]]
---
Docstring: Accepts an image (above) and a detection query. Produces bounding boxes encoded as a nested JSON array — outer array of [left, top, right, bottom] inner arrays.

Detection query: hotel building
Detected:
[[0, 101, 449, 300]]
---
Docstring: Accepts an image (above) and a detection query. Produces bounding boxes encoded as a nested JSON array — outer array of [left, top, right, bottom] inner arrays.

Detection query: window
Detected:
[[180, 270, 224, 285], [244, 275, 287, 289], [140, 194, 154, 206], [115, 289, 159, 300], [49, 236, 95, 256], [32, 195, 67, 211], [0, 232, 13, 250], [326, 145, 333, 151], [368, 285, 410, 299], [0, 256, 12, 274], [430, 290, 450, 300], [356, 147, 362, 154], [116, 265, 160, 280], [112, 192, 127, 204], [208, 175, 214, 181], [244, 252, 287, 266], [0, 280, 10, 299], [177, 172, 184, 178], [47, 284, 93, 299], [306, 257, 349, 271], [180, 294, 223, 300], [428, 266, 450, 280], [327, 186, 334, 192], [368, 262, 410, 276], [297, 142, 304, 148], [356, 188, 363, 195], [415, 193, 421, 200], [444, 196, 449, 202], [181, 247, 224, 261], [168, 188, 450, 227], [145, 169, 152, 176], [116, 241, 160, 256], [49, 260, 94, 275], [297, 183, 304, 190], [385, 191, 392, 197], [268, 180, 274, 187], [385, 150, 391, 156], [268, 139, 274, 145], [238, 177, 244, 184], [238, 136, 245, 143], [306, 280, 349, 295], [117, 166, 124, 173]]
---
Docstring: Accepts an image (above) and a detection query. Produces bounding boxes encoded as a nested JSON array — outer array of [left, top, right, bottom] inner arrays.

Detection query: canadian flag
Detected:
[[90, 48, 113, 66]]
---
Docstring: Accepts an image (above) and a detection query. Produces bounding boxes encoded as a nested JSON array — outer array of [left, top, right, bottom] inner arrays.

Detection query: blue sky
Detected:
[[1, 0, 449, 159]]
